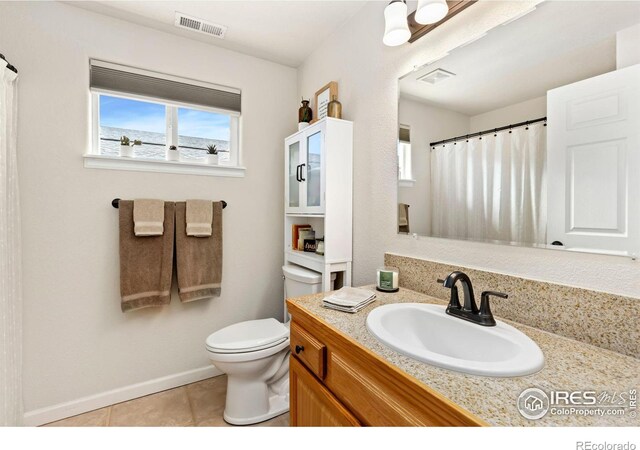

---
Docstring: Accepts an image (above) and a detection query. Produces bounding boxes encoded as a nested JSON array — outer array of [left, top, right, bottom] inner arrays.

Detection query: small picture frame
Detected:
[[313, 81, 338, 122]]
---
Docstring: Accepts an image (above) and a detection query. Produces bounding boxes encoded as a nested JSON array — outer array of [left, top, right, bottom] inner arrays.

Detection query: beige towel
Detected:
[[133, 199, 165, 236], [119, 201, 175, 312], [176, 201, 223, 302], [398, 203, 408, 227], [186, 199, 213, 237]]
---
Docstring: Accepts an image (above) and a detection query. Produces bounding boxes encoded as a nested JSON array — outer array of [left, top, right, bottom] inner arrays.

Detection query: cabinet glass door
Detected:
[[306, 131, 322, 208], [288, 141, 300, 208]]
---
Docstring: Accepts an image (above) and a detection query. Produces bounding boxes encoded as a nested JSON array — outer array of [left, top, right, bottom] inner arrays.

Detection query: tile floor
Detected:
[[43, 375, 289, 427]]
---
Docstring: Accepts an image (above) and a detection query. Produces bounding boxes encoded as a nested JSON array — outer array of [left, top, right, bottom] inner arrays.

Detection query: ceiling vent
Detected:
[[417, 68, 456, 85], [174, 12, 227, 39]]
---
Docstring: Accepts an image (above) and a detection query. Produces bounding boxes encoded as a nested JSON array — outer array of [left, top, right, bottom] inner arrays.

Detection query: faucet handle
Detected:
[[436, 278, 445, 284], [479, 291, 507, 323], [482, 291, 508, 301]]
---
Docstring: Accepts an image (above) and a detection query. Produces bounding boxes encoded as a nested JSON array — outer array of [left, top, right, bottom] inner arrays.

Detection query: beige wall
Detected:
[[616, 23, 640, 69], [398, 97, 469, 235], [469, 96, 547, 133], [0, 1, 296, 414], [298, 0, 639, 298]]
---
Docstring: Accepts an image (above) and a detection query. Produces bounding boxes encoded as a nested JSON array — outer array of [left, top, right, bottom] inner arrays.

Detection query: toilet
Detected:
[[205, 264, 335, 425]]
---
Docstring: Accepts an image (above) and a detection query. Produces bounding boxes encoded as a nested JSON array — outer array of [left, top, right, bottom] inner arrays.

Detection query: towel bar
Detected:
[[112, 198, 227, 209]]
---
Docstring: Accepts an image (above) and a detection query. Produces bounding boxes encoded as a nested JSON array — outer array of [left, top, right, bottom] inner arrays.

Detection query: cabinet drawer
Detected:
[[290, 321, 326, 379]]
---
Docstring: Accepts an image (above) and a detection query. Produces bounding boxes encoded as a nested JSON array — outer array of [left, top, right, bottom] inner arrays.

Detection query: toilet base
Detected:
[[223, 391, 289, 426]]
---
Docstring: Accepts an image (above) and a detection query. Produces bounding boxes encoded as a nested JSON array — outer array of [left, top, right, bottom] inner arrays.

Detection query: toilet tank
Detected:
[[282, 264, 336, 322]]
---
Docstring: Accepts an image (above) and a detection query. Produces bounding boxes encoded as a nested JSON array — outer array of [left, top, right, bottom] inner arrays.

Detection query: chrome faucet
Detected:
[[437, 271, 507, 327]]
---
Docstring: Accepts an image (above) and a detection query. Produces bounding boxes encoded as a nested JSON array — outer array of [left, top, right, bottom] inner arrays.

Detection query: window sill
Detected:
[[83, 154, 246, 178], [398, 179, 416, 187]]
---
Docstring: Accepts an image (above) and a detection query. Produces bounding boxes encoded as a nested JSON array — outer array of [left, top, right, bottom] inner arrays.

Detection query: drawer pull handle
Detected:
[[295, 345, 304, 354]]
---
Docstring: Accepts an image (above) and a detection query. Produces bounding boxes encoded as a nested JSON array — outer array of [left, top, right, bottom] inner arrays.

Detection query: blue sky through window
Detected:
[[99, 95, 231, 140], [100, 96, 165, 133], [178, 107, 230, 141]]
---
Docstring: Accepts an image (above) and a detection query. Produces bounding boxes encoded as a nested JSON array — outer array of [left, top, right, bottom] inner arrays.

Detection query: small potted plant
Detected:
[[119, 136, 141, 157], [205, 144, 219, 165], [166, 145, 179, 161]]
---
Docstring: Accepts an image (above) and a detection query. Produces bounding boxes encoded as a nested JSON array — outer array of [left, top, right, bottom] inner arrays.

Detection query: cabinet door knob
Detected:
[[295, 345, 304, 354]]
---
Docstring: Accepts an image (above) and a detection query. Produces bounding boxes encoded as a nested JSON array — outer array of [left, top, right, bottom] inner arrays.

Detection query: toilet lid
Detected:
[[206, 318, 289, 353]]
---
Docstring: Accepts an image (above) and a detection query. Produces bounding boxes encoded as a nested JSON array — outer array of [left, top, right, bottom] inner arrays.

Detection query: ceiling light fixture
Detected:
[[415, 0, 449, 25], [383, 0, 411, 47], [383, 0, 450, 46]]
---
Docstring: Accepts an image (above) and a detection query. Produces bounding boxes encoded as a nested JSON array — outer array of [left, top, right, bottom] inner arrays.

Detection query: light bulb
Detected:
[[415, 0, 449, 25], [383, 1, 411, 47]]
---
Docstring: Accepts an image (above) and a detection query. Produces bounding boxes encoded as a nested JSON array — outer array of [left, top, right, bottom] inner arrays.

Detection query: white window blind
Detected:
[[90, 60, 241, 114], [399, 126, 410, 143]]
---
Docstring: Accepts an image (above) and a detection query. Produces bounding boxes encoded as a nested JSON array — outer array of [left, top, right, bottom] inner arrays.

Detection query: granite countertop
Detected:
[[289, 287, 640, 426]]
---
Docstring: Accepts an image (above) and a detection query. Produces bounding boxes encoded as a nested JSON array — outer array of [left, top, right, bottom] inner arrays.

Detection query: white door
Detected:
[[547, 64, 640, 257]]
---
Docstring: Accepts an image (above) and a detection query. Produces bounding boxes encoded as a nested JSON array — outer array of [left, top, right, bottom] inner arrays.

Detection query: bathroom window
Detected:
[[87, 60, 243, 176], [398, 125, 414, 186]]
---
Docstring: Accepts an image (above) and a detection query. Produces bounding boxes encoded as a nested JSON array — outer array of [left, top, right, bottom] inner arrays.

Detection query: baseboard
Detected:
[[23, 365, 222, 426]]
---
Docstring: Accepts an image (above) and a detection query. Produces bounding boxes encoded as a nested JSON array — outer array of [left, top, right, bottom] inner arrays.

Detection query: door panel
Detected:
[[567, 91, 626, 129], [569, 139, 625, 232], [547, 64, 640, 256], [289, 356, 360, 427]]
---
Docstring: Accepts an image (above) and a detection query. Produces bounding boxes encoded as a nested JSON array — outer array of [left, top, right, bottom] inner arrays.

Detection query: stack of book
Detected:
[[322, 287, 377, 313], [291, 224, 315, 251]]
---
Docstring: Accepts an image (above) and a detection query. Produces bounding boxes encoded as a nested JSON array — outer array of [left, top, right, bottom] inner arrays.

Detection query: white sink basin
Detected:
[[366, 303, 544, 377]]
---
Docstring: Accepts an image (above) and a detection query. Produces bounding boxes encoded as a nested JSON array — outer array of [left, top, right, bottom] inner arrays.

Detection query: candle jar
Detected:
[[376, 266, 399, 293], [315, 238, 325, 255]]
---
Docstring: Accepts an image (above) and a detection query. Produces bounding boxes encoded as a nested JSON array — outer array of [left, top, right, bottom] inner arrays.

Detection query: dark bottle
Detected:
[[298, 99, 312, 123]]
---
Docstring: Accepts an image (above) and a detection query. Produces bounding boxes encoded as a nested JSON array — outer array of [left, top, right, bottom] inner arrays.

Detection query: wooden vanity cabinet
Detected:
[[287, 300, 486, 427]]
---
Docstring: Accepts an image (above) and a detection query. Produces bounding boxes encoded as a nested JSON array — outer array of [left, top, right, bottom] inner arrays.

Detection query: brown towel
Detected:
[[175, 201, 223, 302], [186, 199, 212, 237], [398, 203, 410, 233], [133, 199, 165, 236], [119, 200, 175, 312]]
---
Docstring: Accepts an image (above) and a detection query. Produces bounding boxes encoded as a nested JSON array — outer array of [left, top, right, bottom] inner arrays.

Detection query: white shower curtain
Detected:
[[0, 63, 22, 426], [431, 122, 547, 245]]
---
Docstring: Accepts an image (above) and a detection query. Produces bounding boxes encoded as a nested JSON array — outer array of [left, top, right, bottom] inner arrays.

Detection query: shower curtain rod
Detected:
[[0, 53, 18, 74], [429, 116, 547, 148]]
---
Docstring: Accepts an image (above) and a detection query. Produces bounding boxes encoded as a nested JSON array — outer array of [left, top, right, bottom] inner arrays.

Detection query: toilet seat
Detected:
[[206, 318, 289, 354], [207, 336, 288, 354], [206, 339, 290, 363]]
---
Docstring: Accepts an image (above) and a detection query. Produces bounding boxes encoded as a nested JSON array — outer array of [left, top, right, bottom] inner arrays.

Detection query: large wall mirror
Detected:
[[397, 1, 640, 258]]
